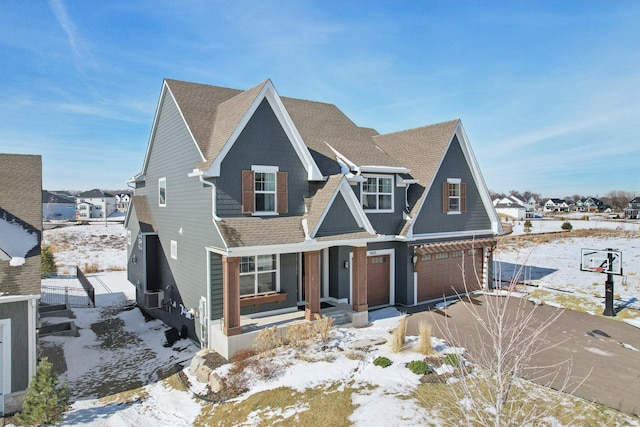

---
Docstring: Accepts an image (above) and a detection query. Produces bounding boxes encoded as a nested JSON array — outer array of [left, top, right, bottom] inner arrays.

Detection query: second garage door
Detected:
[[416, 249, 484, 302]]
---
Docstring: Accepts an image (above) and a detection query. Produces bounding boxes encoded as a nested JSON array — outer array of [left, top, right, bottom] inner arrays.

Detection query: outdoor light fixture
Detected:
[[412, 255, 418, 264], [344, 261, 349, 269]]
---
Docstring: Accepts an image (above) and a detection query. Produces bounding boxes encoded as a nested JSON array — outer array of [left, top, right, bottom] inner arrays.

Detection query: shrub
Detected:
[[17, 357, 70, 426], [41, 245, 58, 276], [523, 220, 532, 234], [253, 326, 282, 355], [285, 321, 316, 350], [561, 221, 573, 231], [313, 314, 334, 342], [417, 321, 435, 356], [442, 353, 460, 367], [407, 360, 431, 375], [373, 356, 392, 368], [389, 315, 408, 353], [83, 261, 100, 273]]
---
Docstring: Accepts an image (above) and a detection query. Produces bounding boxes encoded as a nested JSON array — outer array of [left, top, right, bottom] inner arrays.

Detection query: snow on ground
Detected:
[[35, 222, 640, 425], [43, 223, 127, 274], [508, 217, 640, 236], [495, 225, 640, 320]]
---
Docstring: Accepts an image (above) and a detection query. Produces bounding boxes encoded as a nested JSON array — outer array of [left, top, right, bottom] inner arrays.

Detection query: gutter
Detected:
[[188, 169, 221, 221]]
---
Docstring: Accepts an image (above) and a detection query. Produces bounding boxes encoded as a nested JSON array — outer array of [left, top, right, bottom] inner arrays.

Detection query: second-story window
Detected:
[[255, 171, 276, 212], [242, 166, 288, 215], [442, 178, 466, 214], [362, 175, 393, 212]]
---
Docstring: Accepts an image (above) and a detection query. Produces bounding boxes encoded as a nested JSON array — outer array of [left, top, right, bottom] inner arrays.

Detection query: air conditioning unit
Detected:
[[144, 290, 164, 309]]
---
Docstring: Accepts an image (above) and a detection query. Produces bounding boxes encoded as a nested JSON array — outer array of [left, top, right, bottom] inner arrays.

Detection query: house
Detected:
[[125, 79, 502, 358], [543, 198, 570, 212], [76, 189, 116, 219], [575, 197, 611, 213], [0, 154, 41, 415], [624, 197, 640, 219], [492, 195, 535, 219], [42, 190, 76, 221], [115, 193, 131, 213]]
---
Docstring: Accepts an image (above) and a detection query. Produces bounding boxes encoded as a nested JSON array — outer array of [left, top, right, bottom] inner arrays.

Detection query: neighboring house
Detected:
[[492, 195, 535, 219], [543, 198, 570, 212], [76, 189, 116, 219], [125, 78, 502, 358], [624, 197, 640, 219], [0, 154, 41, 415], [115, 193, 131, 213], [42, 190, 76, 220], [575, 197, 611, 213]]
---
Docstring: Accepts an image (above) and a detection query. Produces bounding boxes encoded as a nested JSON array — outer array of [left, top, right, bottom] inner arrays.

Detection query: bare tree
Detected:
[[426, 255, 587, 426]]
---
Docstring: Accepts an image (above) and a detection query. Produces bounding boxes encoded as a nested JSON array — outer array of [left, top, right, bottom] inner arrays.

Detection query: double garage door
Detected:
[[416, 249, 484, 302]]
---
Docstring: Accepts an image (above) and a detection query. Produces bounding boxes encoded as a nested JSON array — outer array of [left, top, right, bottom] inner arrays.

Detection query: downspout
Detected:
[[199, 175, 221, 221]]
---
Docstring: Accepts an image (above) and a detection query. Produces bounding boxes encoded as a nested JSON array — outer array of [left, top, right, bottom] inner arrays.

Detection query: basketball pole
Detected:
[[603, 249, 615, 317]]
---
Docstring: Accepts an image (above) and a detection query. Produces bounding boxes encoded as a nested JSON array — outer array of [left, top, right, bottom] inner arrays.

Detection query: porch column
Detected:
[[351, 246, 368, 312], [304, 250, 321, 320], [222, 256, 241, 336]]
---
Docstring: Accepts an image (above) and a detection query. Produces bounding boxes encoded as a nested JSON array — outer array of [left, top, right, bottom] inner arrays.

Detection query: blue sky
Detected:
[[1, 1, 638, 198]]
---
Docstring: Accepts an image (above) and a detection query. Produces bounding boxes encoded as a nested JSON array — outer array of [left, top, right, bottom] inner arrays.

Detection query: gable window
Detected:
[[159, 178, 167, 207], [242, 166, 288, 215], [239, 254, 278, 296], [442, 179, 466, 214], [362, 175, 393, 212]]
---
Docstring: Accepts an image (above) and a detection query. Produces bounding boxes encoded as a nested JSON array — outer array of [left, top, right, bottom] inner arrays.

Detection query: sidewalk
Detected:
[[405, 294, 640, 416]]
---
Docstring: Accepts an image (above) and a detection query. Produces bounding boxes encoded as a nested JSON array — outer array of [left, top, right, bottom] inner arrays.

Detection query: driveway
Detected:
[[405, 294, 640, 416]]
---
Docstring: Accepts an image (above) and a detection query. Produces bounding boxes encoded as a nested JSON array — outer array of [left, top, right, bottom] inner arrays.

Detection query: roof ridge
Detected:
[[375, 119, 459, 138]]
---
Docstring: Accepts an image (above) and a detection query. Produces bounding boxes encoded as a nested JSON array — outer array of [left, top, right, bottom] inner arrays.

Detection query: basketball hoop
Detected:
[[588, 266, 604, 273]]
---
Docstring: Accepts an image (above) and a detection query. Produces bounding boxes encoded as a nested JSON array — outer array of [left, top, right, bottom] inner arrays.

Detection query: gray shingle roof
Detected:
[[216, 216, 305, 247], [130, 196, 157, 233], [164, 79, 402, 176]]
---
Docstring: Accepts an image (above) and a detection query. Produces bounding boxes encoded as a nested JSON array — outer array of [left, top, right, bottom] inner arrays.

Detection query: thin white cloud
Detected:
[[48, 0, 95, 67]]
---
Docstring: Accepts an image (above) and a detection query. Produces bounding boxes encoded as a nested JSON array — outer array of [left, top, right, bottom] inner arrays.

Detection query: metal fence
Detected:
[[40, 266, 96, 308]]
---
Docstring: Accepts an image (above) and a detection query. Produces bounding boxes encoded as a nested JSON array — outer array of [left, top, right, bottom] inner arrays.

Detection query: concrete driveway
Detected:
[[405, 294, 640, 416]]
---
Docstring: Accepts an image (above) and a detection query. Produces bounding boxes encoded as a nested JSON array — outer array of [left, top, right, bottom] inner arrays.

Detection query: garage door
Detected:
[[367, 255, 390, 307], [416, 249, 483, 302]]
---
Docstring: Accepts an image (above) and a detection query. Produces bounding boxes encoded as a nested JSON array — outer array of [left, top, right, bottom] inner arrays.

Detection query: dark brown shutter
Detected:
[[277, 171, 288, 214], [242, 170, 255, 214], [461, 182, 467, 212], [442, 182, 449, 213]]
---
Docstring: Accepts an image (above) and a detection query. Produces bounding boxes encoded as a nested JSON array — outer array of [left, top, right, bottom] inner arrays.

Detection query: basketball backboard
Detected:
[[580, 248, 622, 275]]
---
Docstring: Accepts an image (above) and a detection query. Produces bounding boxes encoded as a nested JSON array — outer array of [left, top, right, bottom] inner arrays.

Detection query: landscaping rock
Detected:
[[209, 372, 223, 393], [195, 364, 212, 384], [189, 351, 206, 375]]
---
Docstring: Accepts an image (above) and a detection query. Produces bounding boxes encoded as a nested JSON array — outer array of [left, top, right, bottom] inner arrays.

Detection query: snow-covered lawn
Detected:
[[32, 223, 640, 426]]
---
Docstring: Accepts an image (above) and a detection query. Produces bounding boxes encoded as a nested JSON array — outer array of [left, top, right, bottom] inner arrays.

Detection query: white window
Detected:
[[159, 178, 167, 207], [239, 254, 278, 296], [362, 175, 393, 212], [255, 171, 276, 212], [170, 240, 177, 260], [447, 178, 461, 213], [436, 252, 449, 260]]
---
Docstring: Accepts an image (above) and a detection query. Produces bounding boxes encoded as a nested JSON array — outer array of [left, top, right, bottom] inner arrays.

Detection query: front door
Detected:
[[367, 255, 390, 306]]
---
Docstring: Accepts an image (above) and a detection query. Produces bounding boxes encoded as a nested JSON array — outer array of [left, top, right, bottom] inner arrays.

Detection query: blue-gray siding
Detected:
[[316, 193, 363, 237], [412, 136, 491, 234], [216, 98, 309, 217], [132, 90, 225, 341], [0, 301, 29, 392]]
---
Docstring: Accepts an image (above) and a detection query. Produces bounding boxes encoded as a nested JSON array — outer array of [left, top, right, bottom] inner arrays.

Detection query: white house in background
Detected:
[[543, 198, 570, 212], [492, 195, 536, 219], [76, 189, 116, 219], [115, 193, 131, 212], [42, 190, 76, 220]]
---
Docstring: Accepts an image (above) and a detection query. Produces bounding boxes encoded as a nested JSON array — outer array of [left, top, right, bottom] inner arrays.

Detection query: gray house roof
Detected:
[[78, 189, 115, 198], [129, 196, 157, 233], [42, 190, 75, 204], [163, 79, 402, 177]]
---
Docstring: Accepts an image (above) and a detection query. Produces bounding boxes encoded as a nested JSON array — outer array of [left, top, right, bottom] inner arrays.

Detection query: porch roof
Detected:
[[412, 237, 497, 255]]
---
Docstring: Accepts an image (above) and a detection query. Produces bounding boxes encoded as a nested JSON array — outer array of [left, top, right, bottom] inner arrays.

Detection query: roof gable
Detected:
[[305, 175, 375, 238]]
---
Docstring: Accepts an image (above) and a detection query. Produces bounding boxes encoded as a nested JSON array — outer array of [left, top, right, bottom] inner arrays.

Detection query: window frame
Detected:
[[361, 174, 394, 213], [239, 254, 280, 296], [443, 178, 466, 214], [252, 166, 278, 215], [170, 240, 177, 260], [158, 177, 167, 207]]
